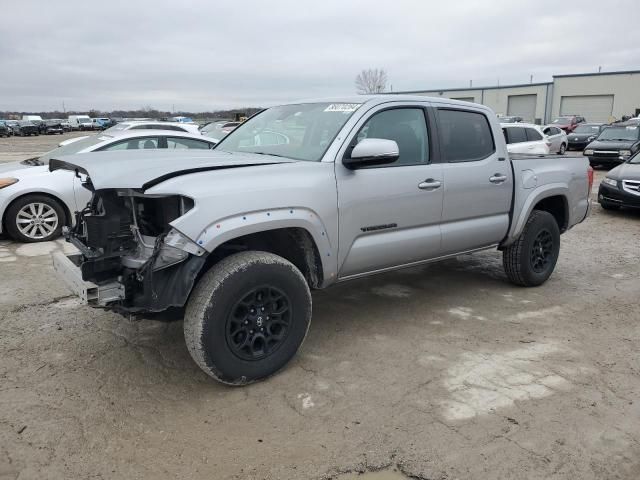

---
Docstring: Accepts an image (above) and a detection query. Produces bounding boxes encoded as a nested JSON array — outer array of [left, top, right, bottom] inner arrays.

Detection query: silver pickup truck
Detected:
[[50, 96, 592, 385]]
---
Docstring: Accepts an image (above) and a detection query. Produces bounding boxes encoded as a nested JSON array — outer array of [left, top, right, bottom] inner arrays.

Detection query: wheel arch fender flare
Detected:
[[190, 207, 336, 283], [502, 183, 569, 248]]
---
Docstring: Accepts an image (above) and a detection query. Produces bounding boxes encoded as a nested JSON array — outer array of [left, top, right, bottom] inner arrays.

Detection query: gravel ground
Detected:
[[0, 135, 639, 480]]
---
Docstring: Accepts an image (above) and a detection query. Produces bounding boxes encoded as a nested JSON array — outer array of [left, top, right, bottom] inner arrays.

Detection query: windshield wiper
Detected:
[[20, 157, 44, 166], [251, 151, 288, 158]]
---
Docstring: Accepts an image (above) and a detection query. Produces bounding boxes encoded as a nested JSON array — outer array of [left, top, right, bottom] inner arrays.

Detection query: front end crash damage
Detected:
[[58, 188, 206, 314]]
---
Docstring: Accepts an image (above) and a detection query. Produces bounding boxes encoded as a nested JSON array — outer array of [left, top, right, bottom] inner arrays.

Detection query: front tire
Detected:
[[4, 195, 65, 243], [184, 251, 312, 385], [503, 210, 560, 287]]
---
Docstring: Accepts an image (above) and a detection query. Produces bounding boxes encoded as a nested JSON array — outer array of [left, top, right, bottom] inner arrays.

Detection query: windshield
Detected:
[[216, 102, 362, 161], [552, 117, 571, 124], [573, 125, 600, 134], [34, 135, 113, 164], [597, 126, 640, 141]]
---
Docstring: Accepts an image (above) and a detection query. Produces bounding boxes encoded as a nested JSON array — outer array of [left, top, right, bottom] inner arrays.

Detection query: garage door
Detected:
[[560, 95, 614, 123], [507, 95, 537, 122], [451, 97, 475, 103]]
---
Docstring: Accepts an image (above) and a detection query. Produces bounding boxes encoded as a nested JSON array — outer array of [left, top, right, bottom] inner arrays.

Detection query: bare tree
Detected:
[[355, 68, 388, 94]]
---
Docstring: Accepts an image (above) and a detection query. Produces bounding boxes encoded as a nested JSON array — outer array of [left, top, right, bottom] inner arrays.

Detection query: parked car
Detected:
[[91, 118, 110, 130], [550, 115, 586, 133], [598, 153, 640, 210], [60, 120, 72, 132], [12, 121, 39, 136], [168, 116, 195, 123], [200, 121, 242, 141], [0, 121, 9, 138], [104, 120, 201, 135], [4, 121, 19, 136], [68, 115, 93, 131], [542, 125, 568, 154], [498, 115, 523, 123], [29, 120, 47, 134], [567, 123, 606, 150], [49, 96, 592, 385], [584, 125, 640, 168], [43, 120, 64, 135], [0, 130, 217, 242], [502, 123, 550, 154], [22, 115, 43, 122]]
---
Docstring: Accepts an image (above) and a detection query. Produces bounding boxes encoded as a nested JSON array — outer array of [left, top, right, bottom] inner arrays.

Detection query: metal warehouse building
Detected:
[[391, 69, 640, 124]]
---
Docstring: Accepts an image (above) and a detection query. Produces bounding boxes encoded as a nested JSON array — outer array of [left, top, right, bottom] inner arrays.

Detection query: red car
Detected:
[[551, 115, 586, 133]]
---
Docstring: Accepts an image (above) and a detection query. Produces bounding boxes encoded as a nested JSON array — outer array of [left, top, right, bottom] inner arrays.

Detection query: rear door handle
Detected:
[[489, 174, 507, 184], [418, 178, 442, 190]]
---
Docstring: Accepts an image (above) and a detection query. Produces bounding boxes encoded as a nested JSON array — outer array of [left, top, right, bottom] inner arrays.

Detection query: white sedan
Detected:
[[0, 130, 217, 243], [502, 123, 550, 155]]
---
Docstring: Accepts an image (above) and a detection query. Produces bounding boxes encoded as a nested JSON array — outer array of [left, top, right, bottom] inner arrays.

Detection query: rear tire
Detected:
[[503, 210, 560, 287], [184, 251, 312, 385], [559, 143, 566, 155]]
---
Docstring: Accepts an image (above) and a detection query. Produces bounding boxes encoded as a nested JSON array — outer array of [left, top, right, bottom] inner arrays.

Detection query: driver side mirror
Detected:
[[343, 138, 399, 170]]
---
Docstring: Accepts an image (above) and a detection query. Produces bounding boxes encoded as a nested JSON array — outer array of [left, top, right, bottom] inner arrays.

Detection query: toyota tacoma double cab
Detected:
[[50, 96, 592, 385]]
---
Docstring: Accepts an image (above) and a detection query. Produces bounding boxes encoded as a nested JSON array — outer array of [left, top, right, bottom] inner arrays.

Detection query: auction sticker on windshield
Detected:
[[324, 103, 361, 113]]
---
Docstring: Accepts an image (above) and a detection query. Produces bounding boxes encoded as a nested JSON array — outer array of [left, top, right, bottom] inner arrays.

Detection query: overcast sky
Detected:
[[2, 0, 639, 112]]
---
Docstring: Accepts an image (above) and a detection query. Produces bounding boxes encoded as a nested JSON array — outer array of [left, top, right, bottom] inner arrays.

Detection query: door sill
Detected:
[[336, 244, 499, 283]]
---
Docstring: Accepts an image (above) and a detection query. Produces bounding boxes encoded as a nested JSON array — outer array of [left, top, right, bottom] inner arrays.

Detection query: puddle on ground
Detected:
[[336, 468, 409, 480]]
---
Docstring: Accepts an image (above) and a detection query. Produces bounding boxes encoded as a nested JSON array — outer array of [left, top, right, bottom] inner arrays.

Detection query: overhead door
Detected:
[[507, 94, 537, 122], [451, 97, 475, 103], [560, 95, 614, 122]]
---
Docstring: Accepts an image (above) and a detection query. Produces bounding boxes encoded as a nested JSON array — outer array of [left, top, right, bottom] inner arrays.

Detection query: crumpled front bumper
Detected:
[[52, 251, 125, 306]]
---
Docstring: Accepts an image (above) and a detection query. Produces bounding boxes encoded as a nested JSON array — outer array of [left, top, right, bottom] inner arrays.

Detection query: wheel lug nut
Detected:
[[261, 307, 265, 312], [249, 330, 254, 334]]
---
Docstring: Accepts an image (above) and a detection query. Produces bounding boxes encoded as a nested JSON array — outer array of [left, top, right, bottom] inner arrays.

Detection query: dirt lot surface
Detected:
[[1, 134, 639, 479], [0, 132, 89, 164]]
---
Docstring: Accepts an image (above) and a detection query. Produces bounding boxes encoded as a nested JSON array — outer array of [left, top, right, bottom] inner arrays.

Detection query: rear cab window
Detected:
[[438, 109, 495, 162]]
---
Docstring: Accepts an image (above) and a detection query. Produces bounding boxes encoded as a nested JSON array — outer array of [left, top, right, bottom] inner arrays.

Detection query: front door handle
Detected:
[[489, 174, 507, 184], [418, 179, 442, 190]]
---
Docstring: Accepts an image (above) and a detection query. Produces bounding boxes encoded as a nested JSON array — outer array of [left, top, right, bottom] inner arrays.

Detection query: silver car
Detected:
[[0, 130, 216, 242], [51, 96, 591, 385]]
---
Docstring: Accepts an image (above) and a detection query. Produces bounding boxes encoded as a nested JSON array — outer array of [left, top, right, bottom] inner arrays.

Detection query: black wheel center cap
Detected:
[[256, 316, 264, 327]]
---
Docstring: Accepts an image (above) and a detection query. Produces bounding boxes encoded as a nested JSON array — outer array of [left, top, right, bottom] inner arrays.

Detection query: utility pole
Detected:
[[598, 66, 602, 73], [62, 100, 66, 113], [530, 74, 533, 84], [470, 79, 473, 88]]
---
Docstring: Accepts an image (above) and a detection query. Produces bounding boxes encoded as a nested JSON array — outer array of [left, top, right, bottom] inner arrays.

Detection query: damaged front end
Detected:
[[53, 188, 206, 315]]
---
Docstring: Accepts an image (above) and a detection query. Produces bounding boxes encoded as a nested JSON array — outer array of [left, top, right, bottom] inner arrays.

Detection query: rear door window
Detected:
[[504, 127, 527, 144], [525, 128, 543, 141], [99, 137, 160, 151], [166, 137, 213, 149], [438, 109, 495, 162]]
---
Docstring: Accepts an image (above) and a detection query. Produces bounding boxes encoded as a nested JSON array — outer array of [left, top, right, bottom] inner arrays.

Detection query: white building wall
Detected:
[[551, 72, 640, 121]]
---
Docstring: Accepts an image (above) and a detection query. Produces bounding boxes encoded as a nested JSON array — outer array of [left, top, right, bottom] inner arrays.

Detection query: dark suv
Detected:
[[0, 121, 9, 138], [551, 115, 586, 133], [584, 125, 640, 168]]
